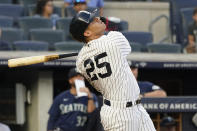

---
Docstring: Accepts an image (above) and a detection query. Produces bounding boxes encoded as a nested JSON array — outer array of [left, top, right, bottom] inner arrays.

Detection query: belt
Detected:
[[104, 99, 141, 108]]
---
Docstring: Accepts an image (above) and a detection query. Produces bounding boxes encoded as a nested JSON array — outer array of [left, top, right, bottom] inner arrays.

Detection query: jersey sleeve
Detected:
[[144, 82, 162, 92], [47, 96, 61, 130], [48, 96, 61, 116], [108, 31, 131, 58], [47, 116, 57, 130]]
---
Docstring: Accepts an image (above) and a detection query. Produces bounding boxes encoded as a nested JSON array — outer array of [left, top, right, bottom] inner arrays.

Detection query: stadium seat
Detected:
[[180, 8, 194, 46], [0, 4, 24, 19], [19, 17, 53, 32], [170, 0, 197, 44], [56, 18, 72, 40], [0, 0, 12, 4], [30, 29, 65, 50], [0, 16, 13, 28], [53, 6, 62, 17], [122, 31, 153, 51], [18, 0, 37, 16], [18, 0, 37, 6], [1, 28, 24, 44], [130, 42, 142, 52], [54, 41, 83, 51], [65, 6, 77, 17], [0, 41, 12, 51], [27, 4, 36, 16], [181, 8, 194, 26], [147, 43, 181, 53], [18, 17, 53, 38], [13, 41, 49, 51], [122, 32, 153, 45], [28, 4, 62, 17], [120, 20, 129, 32]]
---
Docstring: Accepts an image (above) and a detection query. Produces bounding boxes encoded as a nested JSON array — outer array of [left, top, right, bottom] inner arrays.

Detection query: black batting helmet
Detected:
[[69, 10, 98, 43]]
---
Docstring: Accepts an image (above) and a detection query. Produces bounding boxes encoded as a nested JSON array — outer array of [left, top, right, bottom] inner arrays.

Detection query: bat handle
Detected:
[[59, 52, 78, 59]]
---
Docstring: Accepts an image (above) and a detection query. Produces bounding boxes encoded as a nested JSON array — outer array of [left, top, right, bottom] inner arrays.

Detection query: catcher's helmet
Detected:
[[69, 10, 98, 43]]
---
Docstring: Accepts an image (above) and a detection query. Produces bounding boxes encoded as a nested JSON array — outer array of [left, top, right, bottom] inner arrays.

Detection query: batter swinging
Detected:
[[69, 10, 156, 131]]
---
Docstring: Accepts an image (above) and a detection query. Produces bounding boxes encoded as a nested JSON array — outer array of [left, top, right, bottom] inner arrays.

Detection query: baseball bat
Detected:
[[8, 52, 78, 68]]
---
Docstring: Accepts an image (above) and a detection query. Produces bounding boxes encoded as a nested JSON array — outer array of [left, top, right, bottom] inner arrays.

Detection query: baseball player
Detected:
[[47, 68, 98, 131], [130, 63, 167, 97], [69, 10, 156, 131]]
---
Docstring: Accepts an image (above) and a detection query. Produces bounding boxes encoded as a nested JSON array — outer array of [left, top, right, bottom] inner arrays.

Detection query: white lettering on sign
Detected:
[[44, 61, 76, 66], [142, 103, 158, 110], [159, 103, 168, 110], [0, 60, 8, 65], [142, 103, 197, 111], [169, 103, 197, 110]]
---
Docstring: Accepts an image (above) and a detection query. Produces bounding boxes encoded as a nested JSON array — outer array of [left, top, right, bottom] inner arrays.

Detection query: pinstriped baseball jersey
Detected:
[[76, 31, 140, 101], [76, 31, 156, 131]]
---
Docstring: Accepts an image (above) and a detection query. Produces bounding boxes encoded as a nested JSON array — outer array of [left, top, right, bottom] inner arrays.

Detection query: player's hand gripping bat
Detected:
[[8, 52, 78, 68]]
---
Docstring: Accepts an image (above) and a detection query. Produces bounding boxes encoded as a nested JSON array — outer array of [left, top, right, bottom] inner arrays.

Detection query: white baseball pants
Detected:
[[100, 103, 156, 131]]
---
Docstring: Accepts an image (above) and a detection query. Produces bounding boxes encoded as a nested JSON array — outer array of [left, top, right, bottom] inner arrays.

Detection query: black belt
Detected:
[[104, 99, 141, 108]]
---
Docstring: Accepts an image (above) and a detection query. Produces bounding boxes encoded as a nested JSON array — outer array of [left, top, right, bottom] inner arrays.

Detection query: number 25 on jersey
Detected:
[[84, 52, 112, 81]]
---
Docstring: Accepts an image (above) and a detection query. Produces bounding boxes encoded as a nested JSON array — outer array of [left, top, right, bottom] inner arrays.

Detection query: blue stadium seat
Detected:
[[120, 20, 129, 32], [1, 28, 24, 44], [18, 0, 37, 15], [53, 6, 62, 17], [0, 41, 12, 51], [180, 8, 194, 46], [147, 43, 181, 53], [122, 32, 153, 51], [19, 17, 53, 32], [170, 0, 197, 44], [28, 4, 62, 17], [130, 42, 142, 52], [54, 41, 83, 51], [27, 4, 36, 16], [56, 18, 72, 40], [18, 0, 37, 6], [0, 0, 12, 4], [18, 17, 53, 38], [65, 6, 76, 17], [0, 4, 24, 19], [0, 16, 13, 28], [13, 41, 49, 51], [122, 32, 153, 45], [30, 29, 65, 50]]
